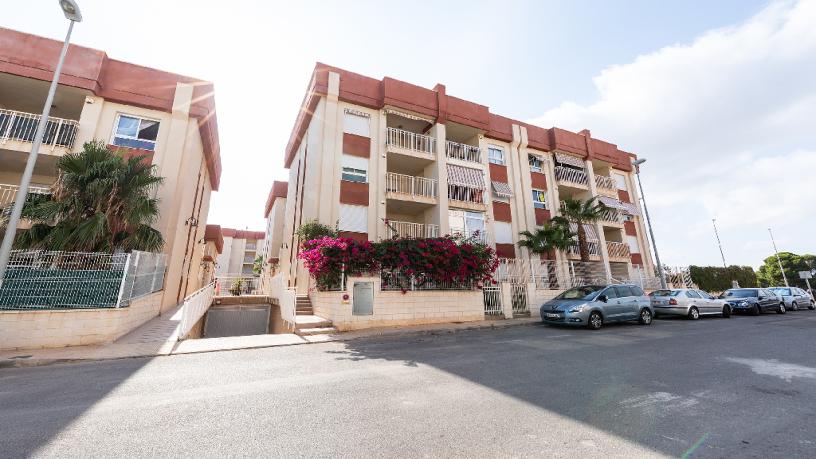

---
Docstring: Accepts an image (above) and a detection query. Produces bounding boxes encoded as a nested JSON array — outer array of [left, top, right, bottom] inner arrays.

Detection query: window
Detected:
[[339, 204, 367, 233], [686, 290, 701, 299], [630, 286, 645, 296], [343, 111, 370, 137], [488, 146, 505, 165], [602, 287, 619, 299], [341, 154, 368, 183], [697, 290, 712, 299], [449, 210, 485, 240], [112, 114, 159, 151], [532, 189, 547, 209], [613, 173, 627, 191], [614, 286, 632, 298], [528, 154, 543, 172], [494, 222, 513, 244], [622, 214, 634, 222]]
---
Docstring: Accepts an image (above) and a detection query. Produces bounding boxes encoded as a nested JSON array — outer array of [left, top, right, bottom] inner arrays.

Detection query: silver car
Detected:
[[650, 288, 731, 319], [541, 284, 653, 330], [768, 287, 816, 311]]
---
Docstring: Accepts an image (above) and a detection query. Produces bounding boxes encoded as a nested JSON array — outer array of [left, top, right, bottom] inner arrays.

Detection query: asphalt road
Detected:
[[2, 311, 816, 458]]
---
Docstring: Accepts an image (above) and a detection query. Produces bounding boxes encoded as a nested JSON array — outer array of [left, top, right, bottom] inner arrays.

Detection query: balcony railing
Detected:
[[386, 127, 436, 156], [554, 166, 589, 186], [385, 221, 439, 239], [595, 175, 617, 191], [0, 109, 79, 150], [0, 183, 51, 208], [567, 240, 601, 257], [599, 208, 622, 224], [445, 140, 481, 163], [448, 184, 485, 205], [450, 227, 488, 244], [385, 172, 437, 199], [606, 241, 631, 259]]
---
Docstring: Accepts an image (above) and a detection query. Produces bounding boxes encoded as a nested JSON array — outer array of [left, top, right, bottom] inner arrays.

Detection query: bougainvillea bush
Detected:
[[298, 235, 498, 291]]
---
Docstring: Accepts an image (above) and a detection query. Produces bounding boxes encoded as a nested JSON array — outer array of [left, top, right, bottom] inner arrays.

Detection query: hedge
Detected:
[[688, 265, 758, 292]]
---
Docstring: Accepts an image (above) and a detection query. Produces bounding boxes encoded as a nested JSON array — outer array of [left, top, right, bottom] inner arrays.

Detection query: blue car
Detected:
[[541, 284, 653, 330]]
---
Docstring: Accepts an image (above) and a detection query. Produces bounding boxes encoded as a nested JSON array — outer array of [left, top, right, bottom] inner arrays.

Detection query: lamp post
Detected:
[[768, 227, 788, 287], [711, 218, 727, 268], [632, 158, 667, 289], [0, 0, 82, 287]]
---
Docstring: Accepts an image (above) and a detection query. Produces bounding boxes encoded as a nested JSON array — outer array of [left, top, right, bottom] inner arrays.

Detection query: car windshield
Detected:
[[555, 285, 606, 301], [721, 289, 757, 298], [650, 289, 680, 297], [770, 288, 790, 296]]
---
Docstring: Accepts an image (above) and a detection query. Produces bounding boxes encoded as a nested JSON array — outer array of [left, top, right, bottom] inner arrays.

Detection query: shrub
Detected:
[[295, 220, 337, 244], [689, 265, 758, 292], [298, 237, 378, 290]]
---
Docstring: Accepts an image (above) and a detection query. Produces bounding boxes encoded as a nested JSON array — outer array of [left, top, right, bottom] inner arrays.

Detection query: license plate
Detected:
[[546, 313, 560, 318]]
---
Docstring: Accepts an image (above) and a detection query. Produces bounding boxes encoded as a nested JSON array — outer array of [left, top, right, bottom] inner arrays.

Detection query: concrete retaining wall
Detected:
[[0, 291, 163, 350]]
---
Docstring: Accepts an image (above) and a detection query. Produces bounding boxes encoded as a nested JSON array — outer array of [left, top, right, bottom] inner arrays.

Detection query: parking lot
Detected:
[[2, 310, 816, 458]]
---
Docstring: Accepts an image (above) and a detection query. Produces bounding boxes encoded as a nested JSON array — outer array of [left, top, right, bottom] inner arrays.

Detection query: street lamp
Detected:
[[632, 158, 667, 289], [0, 0, 83, 287], [768, 227, 789, 287], [711, 218, 727, 268]]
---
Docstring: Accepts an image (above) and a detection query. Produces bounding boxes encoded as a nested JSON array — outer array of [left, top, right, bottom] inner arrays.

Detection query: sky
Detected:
[[4, 0, 813, 268]]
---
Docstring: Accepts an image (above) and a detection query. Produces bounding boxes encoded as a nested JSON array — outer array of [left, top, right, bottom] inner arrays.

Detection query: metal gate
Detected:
[[483, 286, 502, 316], [203, 305, 270, 338], [511, 283, 529, 315]]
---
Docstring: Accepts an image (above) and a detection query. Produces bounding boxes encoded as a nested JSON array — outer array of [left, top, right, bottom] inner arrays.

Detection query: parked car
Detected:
[[650, 288, 731, 319], [768, 287, 816, 311], [720, 288, 786, 315], [540, 284, 653, 330]]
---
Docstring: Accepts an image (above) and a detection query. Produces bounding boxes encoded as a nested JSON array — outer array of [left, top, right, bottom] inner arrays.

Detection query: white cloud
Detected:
[[531, 0, 816, 268]]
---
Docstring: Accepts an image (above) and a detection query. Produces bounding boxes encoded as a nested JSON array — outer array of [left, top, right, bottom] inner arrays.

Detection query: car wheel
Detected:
[[639, 308, 653, 325], [809, 301, 815, 310], [791, 302, 798, 311], [722, 305, 731, 318], [752, 304, 761, 315], [688, 307, 700, 320], [588, 311, 603, 330], [777, 303, 786, 314]]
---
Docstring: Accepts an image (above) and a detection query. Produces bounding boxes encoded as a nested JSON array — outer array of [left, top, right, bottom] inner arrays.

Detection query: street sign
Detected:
[[799, 271, 812, 279]]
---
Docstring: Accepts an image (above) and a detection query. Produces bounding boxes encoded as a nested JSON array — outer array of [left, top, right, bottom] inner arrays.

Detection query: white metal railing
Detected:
[[554, 166, 589, 186], [599, 208, 622, 224], [483, 286, 503, 315], [117, 251, 167, 307], [567, 240, 601, 258], [380, 270, 474, 291], [215, 275, 262, 296], [606, 241, 631, 259], [0, 183, 51, 208], [0, 109, 79, 149], [386, 127, 436, 156], [177, 282, 215, 340], [445, 140, 481, 163], [385, 172, 438, 199], [450, 228, 488, 244], [595, 175, 617, 191], [385, 221, 439, 239], [448, 184, 485, 204], [268, 273, 296, 330]]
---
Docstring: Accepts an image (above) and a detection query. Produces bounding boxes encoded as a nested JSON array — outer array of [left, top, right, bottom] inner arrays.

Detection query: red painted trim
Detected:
[[343, 133, 371, 158], [109, 144, 154, 167], [534, 208, 551, 226], [618, 190, 631, 203], [339, 231, 368, 243], [221, 228, 265, 240], [0, 27, 222, 190], [488, 163, 508, 184], [339, 181, 369, 205], [530, 171, 547, 190], [264, 181, 288, 218], [624, 221, 637, 236], [204, 224, 224, 253], [495, 243, 516, 259], [492, 201, 512, 223], [630, 253, 643, 265]]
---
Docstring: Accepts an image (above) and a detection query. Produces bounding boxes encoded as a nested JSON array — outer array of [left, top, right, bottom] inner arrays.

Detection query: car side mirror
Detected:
[[598, 294, 608, 303]]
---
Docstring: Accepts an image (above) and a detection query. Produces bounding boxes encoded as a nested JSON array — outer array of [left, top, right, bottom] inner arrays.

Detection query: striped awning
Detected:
[[620, 201, 642, 216], [555, 152, 586, 168], [491, 181, 513, 198], [597, 196, 627, 210], [384, 108, 433, 123], [569, 222, 599, 241], [447, 164, 485, 189]]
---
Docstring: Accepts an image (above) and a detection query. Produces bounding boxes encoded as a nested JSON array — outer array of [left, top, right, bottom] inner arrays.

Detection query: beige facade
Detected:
[[272, 64, 656, 294], [0, 28, 221, 312], [214, 229, 265, 276]]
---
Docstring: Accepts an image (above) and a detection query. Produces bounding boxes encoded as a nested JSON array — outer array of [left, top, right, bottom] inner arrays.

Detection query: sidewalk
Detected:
[[0, 316, 540, 368]]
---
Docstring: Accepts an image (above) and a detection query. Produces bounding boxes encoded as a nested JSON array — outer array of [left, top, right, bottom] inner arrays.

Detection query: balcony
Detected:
[[0, 183, 51, 208], [567, 240, 602, 260], [606, 241, 631, 261], [385, 172, 437, 203], [448, 184, 486, 210], [1, 109, 79, 152], [450, 227, 488, 244], [385, 221, 439, 239], [594, 175, 618, 196], [599, 208, 623, 226], [445, 140, 481, 164], [386, 127, 436, 158], [554, 166, 589, 188]]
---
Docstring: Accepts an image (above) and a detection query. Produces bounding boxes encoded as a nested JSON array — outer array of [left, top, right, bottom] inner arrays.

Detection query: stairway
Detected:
[[294, 294, 337, 336]]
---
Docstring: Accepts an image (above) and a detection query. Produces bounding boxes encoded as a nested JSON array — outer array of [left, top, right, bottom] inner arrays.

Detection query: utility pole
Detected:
[[631, 158, 667, 289], [711, 218, 727, 268], [768, 227, 788, 287]]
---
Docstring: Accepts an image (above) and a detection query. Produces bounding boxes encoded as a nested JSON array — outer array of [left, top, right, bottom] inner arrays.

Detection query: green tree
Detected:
[[756, 252, 816, 289], [517, 216, 573, 258], [252, 255, 264, 276], [4, 141, 164, 253], [559, 197, 608, 262], [689, 265, 758, 292], [295, 220, 337, 244]]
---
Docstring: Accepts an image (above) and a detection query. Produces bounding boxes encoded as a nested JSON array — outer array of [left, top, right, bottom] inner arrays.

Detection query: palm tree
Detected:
[[559, 197, 608, 262], [6, 140, 165, 253], [517, 216, 573, 259]]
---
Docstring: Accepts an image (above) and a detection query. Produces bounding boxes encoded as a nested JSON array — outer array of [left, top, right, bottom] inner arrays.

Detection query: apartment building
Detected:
[[0, 28, 221, 310], [214, 228, 265, 276], [270, 63, 655, 293], [262, 181, 288, 276]]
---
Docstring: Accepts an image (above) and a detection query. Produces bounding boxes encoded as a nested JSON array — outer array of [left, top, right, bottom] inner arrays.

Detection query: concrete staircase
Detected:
[[294, 294, 337, 336]]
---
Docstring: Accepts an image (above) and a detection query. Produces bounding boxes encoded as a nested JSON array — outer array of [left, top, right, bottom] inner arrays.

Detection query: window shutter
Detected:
[[343, 112, 370, 137], [626, 235, 640, 253], [341, 154, 368, 172], [339, 204, 368, 233], [494, 222, 513, 244]]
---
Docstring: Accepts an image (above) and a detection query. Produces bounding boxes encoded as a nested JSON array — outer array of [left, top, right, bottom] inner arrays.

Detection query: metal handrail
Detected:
[[386, 127, 436, 155], [606, 241, 631, 259], [0, 183, 51, 207], [0, 109, 79, 149], [177, 282, 215, 339], [385, 221, 439, 239], [445, 140, 481, 163], [554, 166, 588, 185], [595, 174, 617, 190], [385, 172, 438, 198]]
